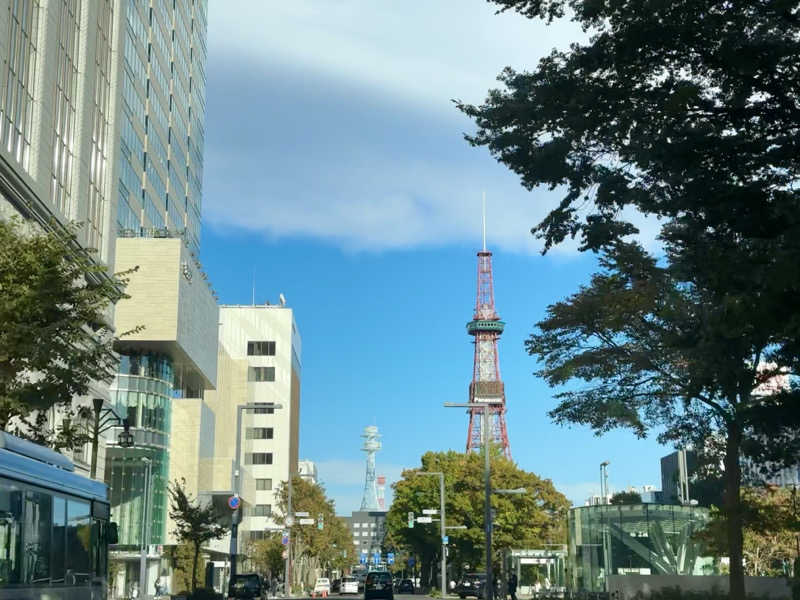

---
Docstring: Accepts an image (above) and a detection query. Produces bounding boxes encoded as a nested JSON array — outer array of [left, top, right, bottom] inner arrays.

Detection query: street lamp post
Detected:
[[230, 402, 283, 589], [444, 401, 504, 600], [414, 471, 446, 598], [139, 457, 153, 600]]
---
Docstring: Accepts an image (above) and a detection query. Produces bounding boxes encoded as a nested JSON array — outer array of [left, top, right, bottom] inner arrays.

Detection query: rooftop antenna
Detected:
[[482, 191, 487, 252]]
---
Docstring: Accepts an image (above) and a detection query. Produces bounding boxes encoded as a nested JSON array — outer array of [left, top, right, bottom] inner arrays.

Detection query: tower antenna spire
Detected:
[[482, 191, 486, 252], [465, 202, 511, 459]]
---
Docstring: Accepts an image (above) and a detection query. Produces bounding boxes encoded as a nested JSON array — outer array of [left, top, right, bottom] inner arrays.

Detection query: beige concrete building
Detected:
[[205, 304, 302, 546], [106, 236, 219, 597]]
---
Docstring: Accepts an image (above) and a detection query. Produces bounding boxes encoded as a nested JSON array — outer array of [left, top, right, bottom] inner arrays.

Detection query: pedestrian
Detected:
[[264, 575, 271, 599], [508, 573, 518, 600]]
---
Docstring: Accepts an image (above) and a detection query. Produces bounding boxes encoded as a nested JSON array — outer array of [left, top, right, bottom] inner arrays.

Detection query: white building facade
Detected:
[[206, 304, 301, 544]]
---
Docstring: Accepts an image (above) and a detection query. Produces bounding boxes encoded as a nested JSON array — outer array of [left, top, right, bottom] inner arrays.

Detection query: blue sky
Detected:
[[200, 1, 671, 513]]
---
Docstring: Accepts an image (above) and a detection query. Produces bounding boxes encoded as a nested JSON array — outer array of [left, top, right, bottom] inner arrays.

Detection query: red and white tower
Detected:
[[466, 200, 511, 459]]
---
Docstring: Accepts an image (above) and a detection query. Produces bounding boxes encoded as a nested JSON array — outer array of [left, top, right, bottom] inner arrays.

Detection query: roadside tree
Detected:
[[168, 479, 228, 593], [274, 476, 356, 592], [0, 217, 137, 448], [458, 2, 800, 598]]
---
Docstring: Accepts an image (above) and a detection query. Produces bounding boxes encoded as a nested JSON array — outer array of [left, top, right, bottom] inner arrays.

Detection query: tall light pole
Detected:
[[413, 471, 446, 598], [230, 402, 283, 588], [139, 457, 153, 600], [286, 471, 293, 597], [600, 461, 610, 504], [445, 400, 503, 600]]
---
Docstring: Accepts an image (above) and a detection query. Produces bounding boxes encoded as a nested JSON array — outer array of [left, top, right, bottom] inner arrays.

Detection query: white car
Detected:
[[341, 577, 359, 595], [314, 578, 331, 595]]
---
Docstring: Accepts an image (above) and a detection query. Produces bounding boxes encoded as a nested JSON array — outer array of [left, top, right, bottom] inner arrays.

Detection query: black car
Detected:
[[455, 573, 487, 599], [229, 573, 267, 599], [364, 571, 394, 600], [396, 579, 414, 594]]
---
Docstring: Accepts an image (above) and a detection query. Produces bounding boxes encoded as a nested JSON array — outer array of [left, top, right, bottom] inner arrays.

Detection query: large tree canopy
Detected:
[[0, 218, 136, 445], [460, 0, 800, 254], [386, 451, 569, 586], [458, 3, 800, 599]]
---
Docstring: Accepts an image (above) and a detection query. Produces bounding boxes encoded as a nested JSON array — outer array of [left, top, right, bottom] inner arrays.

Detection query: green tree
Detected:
[[275, 476, 356, 592], [247, 534, 286, 579], [168, 479, 228, 593], [457, 4, 800, 598], [610, 491, 642, 505], [699, 486, 800, 577], [165, 543, 206, 594], [386, 451, 569, 586], [0, 217, 137, 446]]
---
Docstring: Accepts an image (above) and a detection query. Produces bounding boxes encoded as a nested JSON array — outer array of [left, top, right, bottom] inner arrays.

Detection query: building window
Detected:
[[256, 478, 272, 491], [253, 504, 271, 517], [246, 427, 273, 440], [247, 341, 276, 356], [245, 453, 273, 465], [248, 367, 275, 382], [353, 523, 360, 528], [253, 407, 274, 414]]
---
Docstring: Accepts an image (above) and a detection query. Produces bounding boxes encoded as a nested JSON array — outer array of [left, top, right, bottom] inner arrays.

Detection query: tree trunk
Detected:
[[725, 422, 745, 600], [192, 541, 201, 593]]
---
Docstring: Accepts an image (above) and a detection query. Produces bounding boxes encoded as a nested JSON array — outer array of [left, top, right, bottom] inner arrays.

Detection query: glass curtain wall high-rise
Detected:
[[567, 504, 717, 593], [114, 0, 207, 255]]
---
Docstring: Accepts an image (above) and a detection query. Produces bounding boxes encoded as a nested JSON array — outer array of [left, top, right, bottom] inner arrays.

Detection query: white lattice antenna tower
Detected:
[[360, 426, 382, 510]]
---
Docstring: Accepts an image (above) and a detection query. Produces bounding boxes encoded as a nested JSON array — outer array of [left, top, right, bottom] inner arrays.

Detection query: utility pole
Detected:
[[445, 401, 503, 600], [139, 457, 152, 600], [286, 473, 293, 597]]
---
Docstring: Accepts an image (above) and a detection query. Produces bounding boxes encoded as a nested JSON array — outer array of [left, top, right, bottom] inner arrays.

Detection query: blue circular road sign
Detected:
[[228, 495, 241, 510]]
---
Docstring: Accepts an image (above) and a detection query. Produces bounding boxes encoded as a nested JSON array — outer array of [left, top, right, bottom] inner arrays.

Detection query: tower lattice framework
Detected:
[[466, 249, 511, 459], [359, 426, 381, 510]]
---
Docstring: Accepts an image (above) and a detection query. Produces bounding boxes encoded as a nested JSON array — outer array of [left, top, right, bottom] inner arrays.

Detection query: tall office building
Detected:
[[101, 1, 211, 596], [205, 304, 302, 545], [0, 1, 126, 478], [113, 0, 206, 251], [0, 0, 118, 262]]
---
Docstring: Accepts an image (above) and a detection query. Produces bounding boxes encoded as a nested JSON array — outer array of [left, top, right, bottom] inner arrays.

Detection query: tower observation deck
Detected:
[[465, 214, 511, 458]]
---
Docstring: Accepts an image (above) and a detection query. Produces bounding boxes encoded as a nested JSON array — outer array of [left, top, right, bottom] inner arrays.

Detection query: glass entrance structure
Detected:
[[567, 504, 716, 592], [105, 353, 173, 547]]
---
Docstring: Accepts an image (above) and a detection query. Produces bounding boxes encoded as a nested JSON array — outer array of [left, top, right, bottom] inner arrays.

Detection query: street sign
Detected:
[[442, 536, 449, 545], [227, 496, 241, 510], [281, 532, 289, 545], [387, 553, 395, 565], [295, 511, 310, 517], [416, 516, 432, 523], [422, 509, 438, 515], [299, 518, 315, 525]]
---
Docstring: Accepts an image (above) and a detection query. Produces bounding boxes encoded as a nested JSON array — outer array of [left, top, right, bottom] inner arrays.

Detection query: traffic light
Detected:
[[408, 512, 414, 528], [318, 513, 324, 530]]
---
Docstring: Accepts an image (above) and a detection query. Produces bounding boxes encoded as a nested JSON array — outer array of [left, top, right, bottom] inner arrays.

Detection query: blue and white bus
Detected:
[[0, 431, 115, 599]]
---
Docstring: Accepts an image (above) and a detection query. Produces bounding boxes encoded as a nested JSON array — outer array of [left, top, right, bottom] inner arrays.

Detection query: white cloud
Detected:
[[203, 1, 659, 255], [208, 0, 583, 116]]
